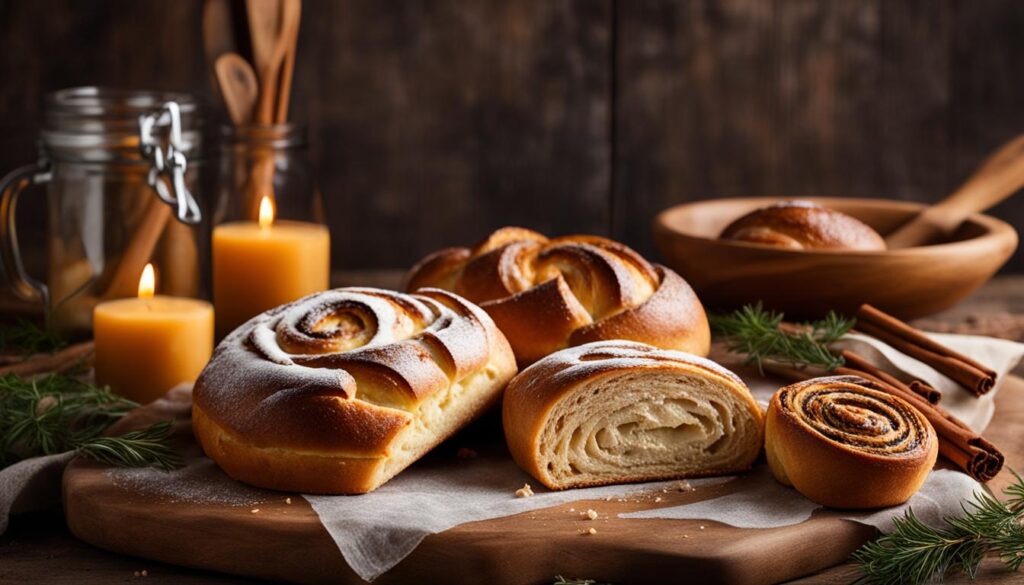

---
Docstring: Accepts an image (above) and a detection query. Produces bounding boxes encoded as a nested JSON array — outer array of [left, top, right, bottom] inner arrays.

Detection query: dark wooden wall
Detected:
[[1, 0, 1023, 277]]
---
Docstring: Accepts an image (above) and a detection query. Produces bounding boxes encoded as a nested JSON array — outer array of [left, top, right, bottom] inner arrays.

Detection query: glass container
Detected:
[[0, 87, 211, 338]]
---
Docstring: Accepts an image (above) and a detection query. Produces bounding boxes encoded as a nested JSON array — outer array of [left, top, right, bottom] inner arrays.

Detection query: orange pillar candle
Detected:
[[212, 196, 330, 337], [94, 264, 214, 404]]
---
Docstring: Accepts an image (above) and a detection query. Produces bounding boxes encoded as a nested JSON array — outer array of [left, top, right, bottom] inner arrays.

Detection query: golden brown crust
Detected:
[[569, 267, 710, 356], [765, 375, 938, 509], [720, 201, 886, 251], [193, 287, 517, 494], [403, 247, 470, 292], [405, 227, 711, 365], [503, 341, 764, 489]]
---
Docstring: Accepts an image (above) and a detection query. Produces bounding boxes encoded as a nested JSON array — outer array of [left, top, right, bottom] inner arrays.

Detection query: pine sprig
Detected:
[[0, 319, 67, 356], [852, 470, 1024, 585], [709, 303, 855, 372], [0, 373, 179, 470], [76, 421, 181, 471]]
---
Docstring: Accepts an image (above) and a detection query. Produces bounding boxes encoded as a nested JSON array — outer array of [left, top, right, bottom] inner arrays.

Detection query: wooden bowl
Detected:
[[654, 197, 1018, 319]]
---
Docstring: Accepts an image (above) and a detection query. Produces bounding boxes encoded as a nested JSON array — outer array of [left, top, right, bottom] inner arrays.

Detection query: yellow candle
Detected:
[[94, 264, 214, 404], [212, 196, 330, 337]]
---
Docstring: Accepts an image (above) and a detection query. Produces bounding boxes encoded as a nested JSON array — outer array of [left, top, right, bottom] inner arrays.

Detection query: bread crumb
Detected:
[[683, 535, 690, 539], [699, 525, 705, 530], [569, 507, 575, 512], [456, 447, 478, 459], [654, 497, 663, 503], [587, 527, 597, 535], [250, 508, 260, 514], [285, 497, 292, 505], [584, 509, 598, 520], [141, 570, 148, 577], [515, 483, 534, 498], [678, 481, 693, 492]]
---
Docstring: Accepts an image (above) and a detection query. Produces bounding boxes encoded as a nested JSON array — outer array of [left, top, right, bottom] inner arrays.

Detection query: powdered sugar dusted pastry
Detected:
[[720, 201, 886, 251], [193, 287, 517, 494], [503, 341, 764, 489]]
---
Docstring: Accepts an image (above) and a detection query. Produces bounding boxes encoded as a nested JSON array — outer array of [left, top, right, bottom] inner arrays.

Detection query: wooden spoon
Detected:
[[246, 0, 282, 82], [274, 0, 302, 123], [214, 53, 259, 125], [253, 0, 300, 123], [886, 133, 1024, 248]]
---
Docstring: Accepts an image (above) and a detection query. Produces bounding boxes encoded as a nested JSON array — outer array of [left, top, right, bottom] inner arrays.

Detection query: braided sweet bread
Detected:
[[766, 375, 938, 509], [503, 341, 764, 489], [406, 227, 710, 365], [193, 287, 517, 494]]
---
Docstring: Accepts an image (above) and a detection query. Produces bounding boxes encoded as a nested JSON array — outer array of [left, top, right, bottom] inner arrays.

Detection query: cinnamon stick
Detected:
[[837, 351, 1003, 482], [908, 380, 942, 406], [837, 350, 941, 405], [856, 304, 997, 396], [0, 341, 95, 378]]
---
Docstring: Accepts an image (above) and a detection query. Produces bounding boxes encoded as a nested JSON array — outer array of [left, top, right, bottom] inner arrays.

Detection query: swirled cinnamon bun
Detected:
[[193, 287, 517, 494], [720, 201, 886, 251], [503, 341, 764, 489], [766, 375, 938, 509], [405, 227, 710, 365]]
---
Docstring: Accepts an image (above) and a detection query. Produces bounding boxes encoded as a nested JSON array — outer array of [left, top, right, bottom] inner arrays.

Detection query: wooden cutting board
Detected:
[[63, 377, 1024, 585]]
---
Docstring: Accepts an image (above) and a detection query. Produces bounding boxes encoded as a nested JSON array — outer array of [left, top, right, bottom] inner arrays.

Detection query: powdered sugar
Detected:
[[521, 340, 749, 390], [107, 459, 273, 506]]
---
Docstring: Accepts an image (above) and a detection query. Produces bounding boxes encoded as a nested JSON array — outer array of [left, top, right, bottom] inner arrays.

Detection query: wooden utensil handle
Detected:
[[886, 133, 1024, 248]]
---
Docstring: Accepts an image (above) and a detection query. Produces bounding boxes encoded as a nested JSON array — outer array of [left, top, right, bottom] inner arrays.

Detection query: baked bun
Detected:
[[766, 375, 938, 509], [503, 341, 764, 489], [406, 227, 710, 365], [720, 201, 886, 251], [193, 287, 517, 494]]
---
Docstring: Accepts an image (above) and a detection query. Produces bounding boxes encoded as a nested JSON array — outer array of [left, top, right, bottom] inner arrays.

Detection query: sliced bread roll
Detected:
[[503, 341, 764, 489]]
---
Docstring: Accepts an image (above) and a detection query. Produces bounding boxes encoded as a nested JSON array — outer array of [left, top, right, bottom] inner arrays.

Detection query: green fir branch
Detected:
[[0, 373, 179, 470], [709, 303, 855, 372], [853, 470, 1024, 584], [0, 319, 67, 356]]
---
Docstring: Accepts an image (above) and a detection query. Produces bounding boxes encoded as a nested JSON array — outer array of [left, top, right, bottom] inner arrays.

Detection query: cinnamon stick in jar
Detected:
[[855, 304, 997, 396]]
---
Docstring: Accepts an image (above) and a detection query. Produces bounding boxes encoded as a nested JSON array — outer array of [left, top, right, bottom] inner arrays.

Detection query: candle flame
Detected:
[[138, 263, 156, 299], [258, 195, 275, 229]]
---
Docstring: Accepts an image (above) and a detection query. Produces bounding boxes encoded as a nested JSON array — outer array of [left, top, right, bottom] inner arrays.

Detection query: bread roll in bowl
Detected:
[[766, 375, 938, 509], [193, 287, 517, 494], [406, 227, 710, 365], [720, 201, 886, 251], [503, 341, 764, 490]]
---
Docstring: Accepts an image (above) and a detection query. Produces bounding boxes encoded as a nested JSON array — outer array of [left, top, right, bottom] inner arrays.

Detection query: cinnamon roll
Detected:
[[405, 227, 710, 365], [766, 376, 938, 509], [720, 201, 886, 251], [503, 341, 764, 489], [193, 287, 517, 494]]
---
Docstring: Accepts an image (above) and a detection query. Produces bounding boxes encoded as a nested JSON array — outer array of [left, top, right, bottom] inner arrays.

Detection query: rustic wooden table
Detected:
[[2, 273, 1023, 585]]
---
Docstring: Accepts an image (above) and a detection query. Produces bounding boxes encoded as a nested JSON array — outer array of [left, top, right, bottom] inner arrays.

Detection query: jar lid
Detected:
[[41, 87, 205, 162]]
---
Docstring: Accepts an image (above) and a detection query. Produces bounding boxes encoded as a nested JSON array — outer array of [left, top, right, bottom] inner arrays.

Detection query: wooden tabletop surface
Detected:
[[2, 272, 1023, 585]]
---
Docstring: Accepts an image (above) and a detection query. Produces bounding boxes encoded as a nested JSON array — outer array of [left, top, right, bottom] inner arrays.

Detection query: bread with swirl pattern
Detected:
[[503, 340, 764, 489], [406, 227, 711, 365], [766, 375, 938, 509], [192, 287, 517, 494]]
